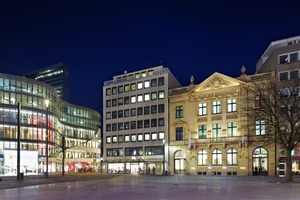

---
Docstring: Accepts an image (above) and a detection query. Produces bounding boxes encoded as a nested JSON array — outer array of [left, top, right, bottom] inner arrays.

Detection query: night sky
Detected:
[[1, 0, 300, 115]]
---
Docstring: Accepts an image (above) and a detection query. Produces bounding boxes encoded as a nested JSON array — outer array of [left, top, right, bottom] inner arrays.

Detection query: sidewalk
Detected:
[[0, 172, 119, 190]]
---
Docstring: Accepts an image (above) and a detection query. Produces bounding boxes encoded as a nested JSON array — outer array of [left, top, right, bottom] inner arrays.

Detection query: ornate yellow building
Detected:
[[169, 69, 277, 176]]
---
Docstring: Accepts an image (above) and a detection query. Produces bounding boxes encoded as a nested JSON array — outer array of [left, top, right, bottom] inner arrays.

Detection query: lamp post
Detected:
[[45, 100, 49, 178], [162, 139, 165, 175]]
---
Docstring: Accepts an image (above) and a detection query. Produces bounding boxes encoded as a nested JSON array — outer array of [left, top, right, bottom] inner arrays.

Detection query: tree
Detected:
[[243, 76, 300, 182]]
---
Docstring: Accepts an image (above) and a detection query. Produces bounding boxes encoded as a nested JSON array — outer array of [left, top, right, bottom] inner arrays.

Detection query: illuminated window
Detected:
[[212, 149, 222, 165], [213, 100, 221, 114], [198, 103, 207, 116], [227, 98, 236, 112], [198, 149, 207, 165], [256, 120, 265, 135], [227, 148, 237, 165]]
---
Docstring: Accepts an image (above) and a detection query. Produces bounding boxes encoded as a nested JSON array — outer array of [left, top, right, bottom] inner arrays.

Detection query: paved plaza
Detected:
[[0, 173, 300, 200]]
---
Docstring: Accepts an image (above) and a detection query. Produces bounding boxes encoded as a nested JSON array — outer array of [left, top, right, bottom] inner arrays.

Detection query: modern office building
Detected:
[[0, 72, 101, 175], [103, 66, 181, 174], [168, 68, 277, 176], [23, 63, 70, 101], [256, 35, 300, 175]]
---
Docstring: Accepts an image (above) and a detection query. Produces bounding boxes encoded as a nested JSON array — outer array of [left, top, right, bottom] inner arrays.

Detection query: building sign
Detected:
[[4, 150, 38, 175]]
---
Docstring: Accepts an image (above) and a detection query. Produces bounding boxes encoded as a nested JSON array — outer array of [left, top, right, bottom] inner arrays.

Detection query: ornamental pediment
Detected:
[[173, 119, 187, 125], [194, 72, 244, 92]]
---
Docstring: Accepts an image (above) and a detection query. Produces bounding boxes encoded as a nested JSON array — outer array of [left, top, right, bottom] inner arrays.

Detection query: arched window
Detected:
[[197, 149, 207, 165], [227, 148, 237, 165], [212, 149, 222, 165]]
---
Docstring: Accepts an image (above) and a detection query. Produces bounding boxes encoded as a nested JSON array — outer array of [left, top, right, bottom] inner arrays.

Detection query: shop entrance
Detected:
[[253, 147, 268, 176]]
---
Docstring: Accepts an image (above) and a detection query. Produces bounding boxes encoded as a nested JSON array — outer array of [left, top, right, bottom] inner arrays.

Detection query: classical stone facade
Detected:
[[169, 70, 277, 176]]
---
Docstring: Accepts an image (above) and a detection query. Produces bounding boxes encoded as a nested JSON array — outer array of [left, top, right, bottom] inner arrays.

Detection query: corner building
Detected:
[[169, 69, 276, 176], [103, 66, 181, 174], [0, 73, 101, 175]]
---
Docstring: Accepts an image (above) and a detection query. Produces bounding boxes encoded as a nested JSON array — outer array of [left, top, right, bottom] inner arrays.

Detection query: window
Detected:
[[290, 70, 299, 80], [279, 72, 288, 81], [112, 99, 117, 107], [112, 87, 117, 94], [212, 123, 221, 138], [158, 118, 164, 126], [227, 148, 237, 165], [158, 104, 164, 113], [112, 111, 117, 119], [144, 80, 150, 88], [124, 109, 129, 117], [137, 82, 143, 90], [151, 79, 157, 87], [131, 121, 136, 129], [106, 112, 111, 119], [159, 132, 165, 139], [124, 84, 130, 92], [176, 105, 183, 118], [137, 134, 143, 142], [227, 98, 236, 112], [255, 95, 262, 109], [213, 100, 221, 114], [198, 149, 207, 165], [124, 135, 130, 142], [144, 106, 150, 115], [131, 108, 136, 116], [279, 54, 288, 64], [131, 134, 137, 142], [112, 123, 117, 131], [137, 94, 143, 102], [227, 122, 237, 137], [176, 127, 183, 141], [124, 122, 129, 130], [290, 52, 299, 62], [255, 120, 265, 135], [135, 73, 140, 79], [144, 119, 150, 128], [198, 124, 207, 139], [118, 123, 123, 130], [124, 97, 130, 104], [151, 132, 157, 140], [144, 93, 150, 101], [106, 100, 111, 107], [118, 98, 123, 105], [151, 119, 157, 127], [106, 124, 111, 132], [131, 83, 136, 91], [151, 92, 157, 100], [144, 133, 150, 141], [106, 136, 111, 144], [106, 88, 111, 96], [137, 120, 143, 128], [151, 105, 157, 114], [118, 135, 123, 143], [118, 85, 123, 93], [158, 77, 164, 86], [131, 96, 136, 103], [212, 149, 222, 165], [137, 107, 143, 115], [198, 103, 207, 116], [118, 110, 123, 118], [158, 91, 165, 99], [112, 136, 117, 143]]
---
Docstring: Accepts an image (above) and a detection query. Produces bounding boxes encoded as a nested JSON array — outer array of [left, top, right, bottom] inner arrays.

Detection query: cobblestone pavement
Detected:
[[0, 173, 300, 200]]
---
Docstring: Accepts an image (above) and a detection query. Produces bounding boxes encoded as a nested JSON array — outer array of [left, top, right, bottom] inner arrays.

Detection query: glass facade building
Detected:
[[0, 73, 101, 176]]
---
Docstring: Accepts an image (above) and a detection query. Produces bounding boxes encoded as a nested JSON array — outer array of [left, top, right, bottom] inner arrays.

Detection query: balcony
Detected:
[[192, 135, 248, 145]]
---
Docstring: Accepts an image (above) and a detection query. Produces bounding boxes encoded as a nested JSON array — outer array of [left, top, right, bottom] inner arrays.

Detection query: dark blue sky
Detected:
[[1, 0, 300, 114]]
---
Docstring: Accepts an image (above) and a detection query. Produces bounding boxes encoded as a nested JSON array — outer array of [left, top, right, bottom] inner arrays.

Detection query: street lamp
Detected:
[[162, 139, 165, 175], [45, 99, 49, 178]]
